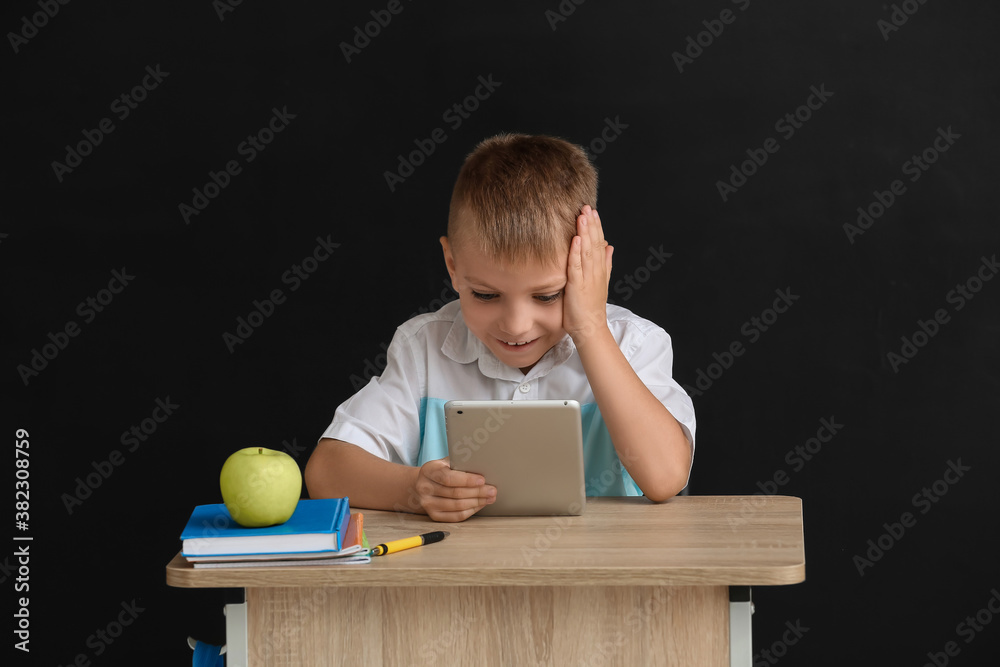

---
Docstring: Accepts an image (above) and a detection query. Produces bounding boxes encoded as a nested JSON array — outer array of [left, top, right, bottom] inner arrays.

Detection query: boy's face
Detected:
[[441, 235, 568, 374]]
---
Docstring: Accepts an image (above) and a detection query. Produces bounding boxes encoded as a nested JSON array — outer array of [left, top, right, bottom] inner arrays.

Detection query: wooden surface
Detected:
[[166, 495, 805, 588], [245, 585, 730, 667]]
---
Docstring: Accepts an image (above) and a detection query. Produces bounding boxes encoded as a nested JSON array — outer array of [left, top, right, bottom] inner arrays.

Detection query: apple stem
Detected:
[[258, 447, 263, 454]]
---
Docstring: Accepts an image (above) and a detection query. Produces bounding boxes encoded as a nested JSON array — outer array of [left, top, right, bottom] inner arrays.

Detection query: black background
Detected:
[[4, 1, 1000, 665]]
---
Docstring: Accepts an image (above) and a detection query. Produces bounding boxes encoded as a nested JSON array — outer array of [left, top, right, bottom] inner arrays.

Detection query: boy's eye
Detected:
[[535, 292, 563, 303], [470, 290, 562, 303]]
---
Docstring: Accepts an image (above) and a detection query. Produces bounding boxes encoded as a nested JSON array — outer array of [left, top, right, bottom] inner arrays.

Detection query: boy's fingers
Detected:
[[428, 511, 471, 523], [586, 207, 597, 238], [426, 458, 485, 486], [585, 208, 609, 281], [567, 231, 583, 280], [428, 503, 486, 522], [427, 462, 489, 489], [578, 211, 595, 279], [589, 210, 607, 263], [446, 469, 487, 488], [425, 489, 497, 521], [433, 482, 496, 500], [593, 213, 610, 281]]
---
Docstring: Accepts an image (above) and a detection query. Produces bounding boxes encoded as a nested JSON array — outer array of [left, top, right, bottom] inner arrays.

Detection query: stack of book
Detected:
[[180, 497, 370, 569]]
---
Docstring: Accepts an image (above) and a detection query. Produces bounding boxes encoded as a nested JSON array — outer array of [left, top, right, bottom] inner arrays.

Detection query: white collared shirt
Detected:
[[321, 300, 696, 496]]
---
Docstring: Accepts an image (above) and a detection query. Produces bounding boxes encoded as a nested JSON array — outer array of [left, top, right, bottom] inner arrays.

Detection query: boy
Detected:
[[305, 134, 695, 522]]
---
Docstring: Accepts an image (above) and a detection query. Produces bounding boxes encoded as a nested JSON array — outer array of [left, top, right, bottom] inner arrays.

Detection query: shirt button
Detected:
[[519, 383, 531, 393]]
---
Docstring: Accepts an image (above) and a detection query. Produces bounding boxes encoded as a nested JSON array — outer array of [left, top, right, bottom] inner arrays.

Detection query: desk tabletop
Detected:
[[166, 495, 805, 588]]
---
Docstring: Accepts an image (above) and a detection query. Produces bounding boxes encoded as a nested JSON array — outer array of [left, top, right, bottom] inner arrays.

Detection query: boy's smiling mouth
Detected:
[[498, 337, 538, 349]]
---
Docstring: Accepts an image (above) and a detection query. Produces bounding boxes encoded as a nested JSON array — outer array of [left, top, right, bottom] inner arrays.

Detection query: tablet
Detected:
[[444, 399, 586, 516]]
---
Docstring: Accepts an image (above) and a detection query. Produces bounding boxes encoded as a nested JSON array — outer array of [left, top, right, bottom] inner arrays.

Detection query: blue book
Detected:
[[180, 498, 351, 557]]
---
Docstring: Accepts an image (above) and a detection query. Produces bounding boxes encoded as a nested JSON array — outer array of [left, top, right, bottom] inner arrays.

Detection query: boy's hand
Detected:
[[415, 458, 497, 522], [563, 205, 614, 348]]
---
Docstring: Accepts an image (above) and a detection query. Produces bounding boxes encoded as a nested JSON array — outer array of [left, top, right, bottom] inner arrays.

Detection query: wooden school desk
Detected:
[[166, 495, 805, 667]]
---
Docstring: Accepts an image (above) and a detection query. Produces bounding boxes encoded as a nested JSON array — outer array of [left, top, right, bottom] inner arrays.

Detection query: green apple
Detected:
[[220, 447, 302, 527]]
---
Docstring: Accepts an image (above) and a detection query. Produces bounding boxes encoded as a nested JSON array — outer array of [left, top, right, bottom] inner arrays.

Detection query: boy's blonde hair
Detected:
[[447, 133, 598, 266]]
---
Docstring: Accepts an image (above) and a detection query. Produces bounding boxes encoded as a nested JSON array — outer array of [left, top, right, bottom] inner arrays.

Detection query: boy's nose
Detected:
[[498, 305, 532, 338]]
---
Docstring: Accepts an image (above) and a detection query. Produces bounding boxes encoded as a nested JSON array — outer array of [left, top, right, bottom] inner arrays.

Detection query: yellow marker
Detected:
[[370, 530, 450, 556]]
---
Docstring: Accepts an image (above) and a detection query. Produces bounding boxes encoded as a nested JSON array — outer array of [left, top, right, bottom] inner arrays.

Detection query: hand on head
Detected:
[[563, 205, 613, 346]]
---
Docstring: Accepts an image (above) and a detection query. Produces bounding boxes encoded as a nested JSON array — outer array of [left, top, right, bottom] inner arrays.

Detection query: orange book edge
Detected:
[[343, 512, 365, 550]]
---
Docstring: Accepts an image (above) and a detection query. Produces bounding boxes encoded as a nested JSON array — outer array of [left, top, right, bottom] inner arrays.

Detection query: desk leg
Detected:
[[729, 586, 753, 667], [225, 593, 249, 667], [244, 585, 729, 666]]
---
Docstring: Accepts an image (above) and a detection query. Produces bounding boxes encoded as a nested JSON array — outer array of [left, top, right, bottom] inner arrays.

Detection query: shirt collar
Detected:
[[441, 308, 577, 381]]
